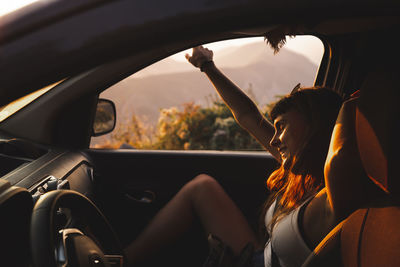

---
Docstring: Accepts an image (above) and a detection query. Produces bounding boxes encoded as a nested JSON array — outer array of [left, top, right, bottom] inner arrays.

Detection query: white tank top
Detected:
[[264, 198, 313, 267]]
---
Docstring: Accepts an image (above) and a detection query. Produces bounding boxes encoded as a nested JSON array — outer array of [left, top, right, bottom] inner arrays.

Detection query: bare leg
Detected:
[[125, 174, 258, 265]]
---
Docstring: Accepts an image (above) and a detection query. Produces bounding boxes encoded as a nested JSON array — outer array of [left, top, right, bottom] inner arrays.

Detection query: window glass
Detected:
[[90, 36, 324, 151]]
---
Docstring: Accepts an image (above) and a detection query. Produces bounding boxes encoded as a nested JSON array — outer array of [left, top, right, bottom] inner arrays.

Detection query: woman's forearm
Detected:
[[201, 61, 279, 158], [186, 46, 279, 159], [202, 62, 267, 126]]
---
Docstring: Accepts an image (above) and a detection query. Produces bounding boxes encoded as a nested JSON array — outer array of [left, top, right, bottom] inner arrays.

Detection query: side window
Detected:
[[90, 36, 324, 150]]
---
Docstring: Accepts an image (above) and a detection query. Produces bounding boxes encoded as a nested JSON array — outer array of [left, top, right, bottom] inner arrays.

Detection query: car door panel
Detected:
[[87, 149, 277, 261]]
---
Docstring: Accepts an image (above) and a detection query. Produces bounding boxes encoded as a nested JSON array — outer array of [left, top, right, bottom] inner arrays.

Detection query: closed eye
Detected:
[[275, 120, 285, 132]]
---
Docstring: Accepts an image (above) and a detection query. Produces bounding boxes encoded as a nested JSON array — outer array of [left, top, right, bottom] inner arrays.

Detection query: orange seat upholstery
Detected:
[[303, 58, 400, 267], [303, 203, 400, 267]]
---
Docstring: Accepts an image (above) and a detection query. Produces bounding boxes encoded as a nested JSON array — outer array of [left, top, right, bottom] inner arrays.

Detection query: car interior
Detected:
[[0, 1, 398, 266], [303, 45, 400, 267]]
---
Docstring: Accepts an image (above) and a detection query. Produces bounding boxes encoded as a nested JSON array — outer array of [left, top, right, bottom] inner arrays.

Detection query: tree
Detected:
[[106, 114, 155, 149], [152, 100, 265, 151]]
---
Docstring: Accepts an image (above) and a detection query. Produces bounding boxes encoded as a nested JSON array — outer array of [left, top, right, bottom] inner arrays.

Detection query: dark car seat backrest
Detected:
[[356, 64, 400, 195], [303, 54, 400, 267], [0, 179, 33, 267]]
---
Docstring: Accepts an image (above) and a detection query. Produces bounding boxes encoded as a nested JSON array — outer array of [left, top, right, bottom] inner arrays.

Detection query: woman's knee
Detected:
[[190, 174, 220, 189], [183, 174, 224, 200]]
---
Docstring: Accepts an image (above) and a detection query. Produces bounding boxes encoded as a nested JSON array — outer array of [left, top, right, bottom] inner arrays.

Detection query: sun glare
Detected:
[[0, 0, 38, 16]]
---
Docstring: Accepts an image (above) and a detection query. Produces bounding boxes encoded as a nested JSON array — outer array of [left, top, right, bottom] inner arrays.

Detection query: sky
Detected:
[[172, 36, 324, 65], [0, 1, 324, 64]]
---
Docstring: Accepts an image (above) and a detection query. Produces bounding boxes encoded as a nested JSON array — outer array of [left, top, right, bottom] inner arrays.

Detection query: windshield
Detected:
[[0, 80, 63, 122]]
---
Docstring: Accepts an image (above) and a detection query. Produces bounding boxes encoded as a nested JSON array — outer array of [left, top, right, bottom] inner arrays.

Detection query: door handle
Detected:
[[125, 190, 156, 204]]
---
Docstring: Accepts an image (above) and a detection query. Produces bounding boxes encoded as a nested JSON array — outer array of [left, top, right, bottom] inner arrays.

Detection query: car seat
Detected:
[[302, 57, 400, 267]]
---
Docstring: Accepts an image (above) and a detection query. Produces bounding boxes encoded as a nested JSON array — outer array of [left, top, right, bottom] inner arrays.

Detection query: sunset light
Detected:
[[0, 0, 38, 16], [172, 36, 323, 65]]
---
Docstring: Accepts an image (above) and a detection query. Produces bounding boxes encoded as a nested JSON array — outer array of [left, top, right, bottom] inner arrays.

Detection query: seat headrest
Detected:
[[356, 62, 400, 194]]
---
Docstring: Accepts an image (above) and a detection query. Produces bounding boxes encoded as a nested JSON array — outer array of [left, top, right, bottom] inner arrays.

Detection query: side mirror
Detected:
[[92, 99, 116, 136]]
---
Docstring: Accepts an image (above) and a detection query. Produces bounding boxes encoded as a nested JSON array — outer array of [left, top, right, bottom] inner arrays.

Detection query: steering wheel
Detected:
[[31, 189, 125, 267]]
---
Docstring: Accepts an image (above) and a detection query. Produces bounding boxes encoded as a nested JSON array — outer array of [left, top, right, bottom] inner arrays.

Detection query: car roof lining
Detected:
[[234, 15, 399, 36]]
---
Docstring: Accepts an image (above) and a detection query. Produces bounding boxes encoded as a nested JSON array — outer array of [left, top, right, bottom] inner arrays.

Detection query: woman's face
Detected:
[[270, 109, 310, 168]]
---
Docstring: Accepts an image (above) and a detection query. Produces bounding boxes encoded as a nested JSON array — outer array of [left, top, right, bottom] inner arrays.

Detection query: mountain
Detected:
[[100, 42, 319, 126], [134, 57, 193, 78]]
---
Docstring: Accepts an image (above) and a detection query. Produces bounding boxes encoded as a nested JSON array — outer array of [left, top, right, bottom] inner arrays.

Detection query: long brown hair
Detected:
[[261, 87, 343, 241]]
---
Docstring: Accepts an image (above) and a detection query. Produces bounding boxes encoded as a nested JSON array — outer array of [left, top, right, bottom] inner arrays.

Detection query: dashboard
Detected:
[[0, 138, 100, 267], [0, 139, 126, 267], [0, 142, 95, 201]]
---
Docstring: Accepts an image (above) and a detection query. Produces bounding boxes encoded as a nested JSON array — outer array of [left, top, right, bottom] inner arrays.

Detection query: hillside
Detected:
[[100, 42, 319, 126]]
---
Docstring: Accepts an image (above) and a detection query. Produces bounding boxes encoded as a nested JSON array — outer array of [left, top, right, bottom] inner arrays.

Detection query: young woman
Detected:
[[125, 45, 366, 267]]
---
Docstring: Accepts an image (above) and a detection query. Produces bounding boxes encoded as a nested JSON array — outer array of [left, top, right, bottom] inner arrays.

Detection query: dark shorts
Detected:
[[252, 250, 264, 267]]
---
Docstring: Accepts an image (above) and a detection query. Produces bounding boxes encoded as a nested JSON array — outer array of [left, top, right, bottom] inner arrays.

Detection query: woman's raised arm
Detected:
[[302, 97, 371, 248], [186, 46, 280, 161], [323, 97, 369, 220]]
